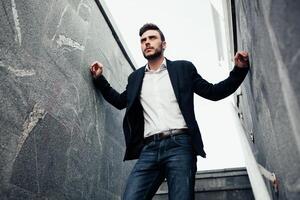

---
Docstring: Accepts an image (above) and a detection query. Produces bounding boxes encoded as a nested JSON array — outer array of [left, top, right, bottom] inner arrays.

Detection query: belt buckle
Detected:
[[159, 130, 172, 139]]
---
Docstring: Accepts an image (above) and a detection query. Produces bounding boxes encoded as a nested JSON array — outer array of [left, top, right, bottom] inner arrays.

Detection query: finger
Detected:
[[240, 51, 248, 57], [90, 66, 98, 75], [235, 53, 241, 60], [90, 69, 96, 76], [236, 54, 247, 63], [92, 64, 99, 71], [90, 66, 95, 74], [234, 52, 239, 58], [237, 51, 247, 58], [239, 56, 247, 62], [90, 61, 99, 67]]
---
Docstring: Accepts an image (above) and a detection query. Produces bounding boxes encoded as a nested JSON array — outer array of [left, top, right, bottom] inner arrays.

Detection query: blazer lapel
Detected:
[[127, 67, 145, 110], [166, 59, 180, 103]]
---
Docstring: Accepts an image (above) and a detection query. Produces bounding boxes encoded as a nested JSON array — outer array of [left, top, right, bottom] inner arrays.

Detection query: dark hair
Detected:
[[139, 23, 165, 41]]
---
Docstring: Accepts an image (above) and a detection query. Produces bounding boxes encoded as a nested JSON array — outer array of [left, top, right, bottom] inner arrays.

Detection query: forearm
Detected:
[[93, 75, 127, 110], [212, 66, 249, 100], [193, 65, 249, 101]]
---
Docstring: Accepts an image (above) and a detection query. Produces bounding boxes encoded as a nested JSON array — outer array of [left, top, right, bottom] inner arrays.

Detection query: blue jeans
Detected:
[[123, 134, 197, 200]]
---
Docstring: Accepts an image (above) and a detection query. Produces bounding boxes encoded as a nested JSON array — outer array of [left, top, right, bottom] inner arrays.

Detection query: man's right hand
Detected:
[[90, 61, 103, 78]]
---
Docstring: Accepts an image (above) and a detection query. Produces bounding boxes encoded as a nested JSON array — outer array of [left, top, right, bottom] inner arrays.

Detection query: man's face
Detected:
[[140, 30, 166, 60]]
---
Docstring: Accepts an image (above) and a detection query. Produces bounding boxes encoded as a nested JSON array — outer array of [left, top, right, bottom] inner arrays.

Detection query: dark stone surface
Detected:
[[0, 0, 134, 199], [233, 0, 300, 199]]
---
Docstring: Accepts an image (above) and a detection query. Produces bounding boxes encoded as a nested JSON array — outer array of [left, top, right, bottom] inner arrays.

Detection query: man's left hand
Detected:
[[234, 51, 249, 68]]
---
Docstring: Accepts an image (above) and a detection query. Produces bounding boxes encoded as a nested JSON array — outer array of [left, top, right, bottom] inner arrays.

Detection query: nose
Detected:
[[145, 39, 150, 46], [144, 43, 151, 50]]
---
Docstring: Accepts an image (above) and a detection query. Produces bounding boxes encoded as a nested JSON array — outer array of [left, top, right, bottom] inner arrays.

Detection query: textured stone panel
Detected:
[[0, 0, 134, 199], [233, 0, 300, 199]]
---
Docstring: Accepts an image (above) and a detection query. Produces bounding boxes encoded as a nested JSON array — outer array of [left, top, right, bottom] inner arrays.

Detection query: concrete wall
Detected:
[[233, 0, 300, 199], [0, 0, 134, 199]]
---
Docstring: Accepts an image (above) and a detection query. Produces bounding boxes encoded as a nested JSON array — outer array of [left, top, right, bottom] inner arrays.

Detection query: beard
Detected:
[[143, 45, 163, 60]]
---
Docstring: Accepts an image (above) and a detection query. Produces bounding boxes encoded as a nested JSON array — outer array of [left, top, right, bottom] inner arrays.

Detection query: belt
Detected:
[[144, 129, 188, 144]]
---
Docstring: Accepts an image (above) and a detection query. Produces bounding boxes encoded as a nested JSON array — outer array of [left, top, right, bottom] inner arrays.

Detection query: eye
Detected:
[[140, 38, 146, 43]]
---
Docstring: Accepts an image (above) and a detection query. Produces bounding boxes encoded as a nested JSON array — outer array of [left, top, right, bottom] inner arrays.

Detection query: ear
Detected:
[[162, 41, 167, 50]]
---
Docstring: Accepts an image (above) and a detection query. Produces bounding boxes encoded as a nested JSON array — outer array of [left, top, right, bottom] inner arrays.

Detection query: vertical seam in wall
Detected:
[[231, 0, 238, 54], [94, 0, 136, 71]]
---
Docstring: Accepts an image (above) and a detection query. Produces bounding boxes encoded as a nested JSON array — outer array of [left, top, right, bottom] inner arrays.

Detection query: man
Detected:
[[90, 23, 249, 200]]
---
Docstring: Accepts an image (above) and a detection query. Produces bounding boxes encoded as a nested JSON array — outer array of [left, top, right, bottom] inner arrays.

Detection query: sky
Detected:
[[103, 0, 245, 170]]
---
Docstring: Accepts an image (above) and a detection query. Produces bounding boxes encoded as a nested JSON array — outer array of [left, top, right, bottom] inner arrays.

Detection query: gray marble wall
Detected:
[[0, 0, 134, 199], [233, 0, 300, 199]]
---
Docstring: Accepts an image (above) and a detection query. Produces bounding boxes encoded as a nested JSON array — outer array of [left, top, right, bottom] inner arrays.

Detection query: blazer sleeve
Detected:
[[191, 63, 249, 101], [93, 75, 127, 110]]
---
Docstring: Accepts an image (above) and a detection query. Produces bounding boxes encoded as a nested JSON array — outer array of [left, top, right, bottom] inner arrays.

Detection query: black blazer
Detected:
[[94, 59, 248, 160]]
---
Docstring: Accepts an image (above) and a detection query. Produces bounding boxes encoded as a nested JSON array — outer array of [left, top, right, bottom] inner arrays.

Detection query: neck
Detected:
[[147, 55, 164, 71]]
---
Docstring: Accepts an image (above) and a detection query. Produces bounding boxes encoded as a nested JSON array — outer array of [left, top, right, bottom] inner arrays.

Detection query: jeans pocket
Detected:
[[171, 134, 192, 147], [142, 140, 155, 152], [142, 142, 151, 152]]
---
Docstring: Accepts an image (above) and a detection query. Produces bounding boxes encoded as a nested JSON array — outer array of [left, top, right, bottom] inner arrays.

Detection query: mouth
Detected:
[[145, 47, 153, 52]]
